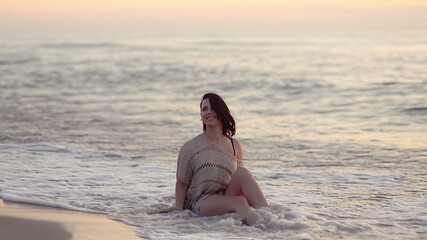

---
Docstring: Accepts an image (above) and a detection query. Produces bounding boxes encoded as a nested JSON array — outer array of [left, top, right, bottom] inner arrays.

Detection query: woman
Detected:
[[175, 93, 269, 225]]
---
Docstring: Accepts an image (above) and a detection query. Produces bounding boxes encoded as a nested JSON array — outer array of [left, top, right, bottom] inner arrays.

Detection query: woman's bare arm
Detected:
[[175, 177, 188, 210], [234, 138, 243, 160]]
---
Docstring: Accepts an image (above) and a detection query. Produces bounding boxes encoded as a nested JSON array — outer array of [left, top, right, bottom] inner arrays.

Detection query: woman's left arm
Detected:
[[234, 138, 243, 161]]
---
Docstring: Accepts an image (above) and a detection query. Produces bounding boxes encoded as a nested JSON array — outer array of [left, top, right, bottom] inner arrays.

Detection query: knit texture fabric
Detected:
[[177, 133, 243, 210]]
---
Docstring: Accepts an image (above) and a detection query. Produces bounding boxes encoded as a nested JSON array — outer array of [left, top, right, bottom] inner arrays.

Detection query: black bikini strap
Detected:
[[231, 138, 236, 157]]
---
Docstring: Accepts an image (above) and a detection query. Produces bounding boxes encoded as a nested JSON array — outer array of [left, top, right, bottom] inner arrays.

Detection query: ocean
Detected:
[[0, 32, 426, 239]]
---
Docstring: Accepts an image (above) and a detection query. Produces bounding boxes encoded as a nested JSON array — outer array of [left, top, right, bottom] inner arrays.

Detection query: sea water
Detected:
[[0, 32, 426, 239]]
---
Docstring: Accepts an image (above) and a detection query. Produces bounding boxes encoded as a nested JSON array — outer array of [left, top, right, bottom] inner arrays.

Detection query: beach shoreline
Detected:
[[0, 199, 143, 240]]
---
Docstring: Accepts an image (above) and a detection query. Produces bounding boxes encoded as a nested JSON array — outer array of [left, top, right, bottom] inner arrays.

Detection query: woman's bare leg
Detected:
[[198, 167, 267, 225], [199, 195, 260, 225], [199, 195, 250, 216], [224, 167, 269, 208]]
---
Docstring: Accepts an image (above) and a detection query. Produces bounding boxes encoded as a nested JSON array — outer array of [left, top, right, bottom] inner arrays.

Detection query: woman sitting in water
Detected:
[[175, 93, 269, 225]]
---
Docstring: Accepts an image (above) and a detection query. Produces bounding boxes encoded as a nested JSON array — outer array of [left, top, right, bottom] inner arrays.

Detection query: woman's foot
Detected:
[[245, 208, 261, 225]]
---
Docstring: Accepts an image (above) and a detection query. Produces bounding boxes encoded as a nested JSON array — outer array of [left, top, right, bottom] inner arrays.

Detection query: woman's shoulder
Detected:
[[231, 137, 242, 148], [186, 133, 205, 144], [180, 133, 206, 151]]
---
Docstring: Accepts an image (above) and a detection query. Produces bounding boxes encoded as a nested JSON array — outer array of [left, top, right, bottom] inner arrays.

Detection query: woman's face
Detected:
[[200, 98, 221, 128]]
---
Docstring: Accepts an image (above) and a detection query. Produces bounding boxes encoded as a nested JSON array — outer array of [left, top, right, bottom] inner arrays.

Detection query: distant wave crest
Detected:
[[41, 42, 122, 49], [403, 107, 427, 114]]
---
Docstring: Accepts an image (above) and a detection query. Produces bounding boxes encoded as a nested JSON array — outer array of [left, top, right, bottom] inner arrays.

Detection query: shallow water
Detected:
[[0, 32, 426, 239]]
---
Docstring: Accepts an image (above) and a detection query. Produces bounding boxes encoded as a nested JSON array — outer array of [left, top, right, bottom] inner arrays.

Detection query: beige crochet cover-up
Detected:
[[177, 133, 243, 212]]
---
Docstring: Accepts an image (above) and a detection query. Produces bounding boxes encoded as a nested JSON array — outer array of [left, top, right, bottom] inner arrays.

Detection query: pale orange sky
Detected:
[[1, 0, 426, 35]]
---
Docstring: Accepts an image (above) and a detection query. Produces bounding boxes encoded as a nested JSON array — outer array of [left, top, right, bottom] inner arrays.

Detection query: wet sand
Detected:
[[0, 199, 142, 240]]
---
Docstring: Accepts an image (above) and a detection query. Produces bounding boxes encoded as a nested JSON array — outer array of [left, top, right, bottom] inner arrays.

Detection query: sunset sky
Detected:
[[1, 0, 426, 35]]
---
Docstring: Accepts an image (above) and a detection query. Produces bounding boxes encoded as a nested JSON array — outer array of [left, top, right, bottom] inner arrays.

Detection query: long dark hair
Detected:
[[200, 93, 236, 138]]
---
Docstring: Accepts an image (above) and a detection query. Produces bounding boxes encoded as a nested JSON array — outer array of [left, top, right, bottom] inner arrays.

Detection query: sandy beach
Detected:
[[0, 199, 142, 240]]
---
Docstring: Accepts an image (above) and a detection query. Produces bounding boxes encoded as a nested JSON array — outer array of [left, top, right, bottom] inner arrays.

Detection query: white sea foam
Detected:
[[1, 142, 425, 239]]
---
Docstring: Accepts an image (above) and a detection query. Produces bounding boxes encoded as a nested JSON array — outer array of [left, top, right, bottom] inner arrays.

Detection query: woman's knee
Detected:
[[234, 167, 254, 180], [233, 195, 249, 205]]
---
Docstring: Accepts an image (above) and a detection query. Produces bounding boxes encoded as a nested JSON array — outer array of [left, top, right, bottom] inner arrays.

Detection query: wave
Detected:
[[139, 203, 315, 239], [0, 143, 131, 160], [0, 192, 100, 214], [197, 40, 276, 47], [403, 107, 427, 114], [40, 42, 123, 49], [0, 58, 40, 65], [195, 40, 315, 47]]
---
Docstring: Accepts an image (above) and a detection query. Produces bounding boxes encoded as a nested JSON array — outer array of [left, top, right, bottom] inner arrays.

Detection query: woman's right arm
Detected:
[[175, 176, 188, 210]]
